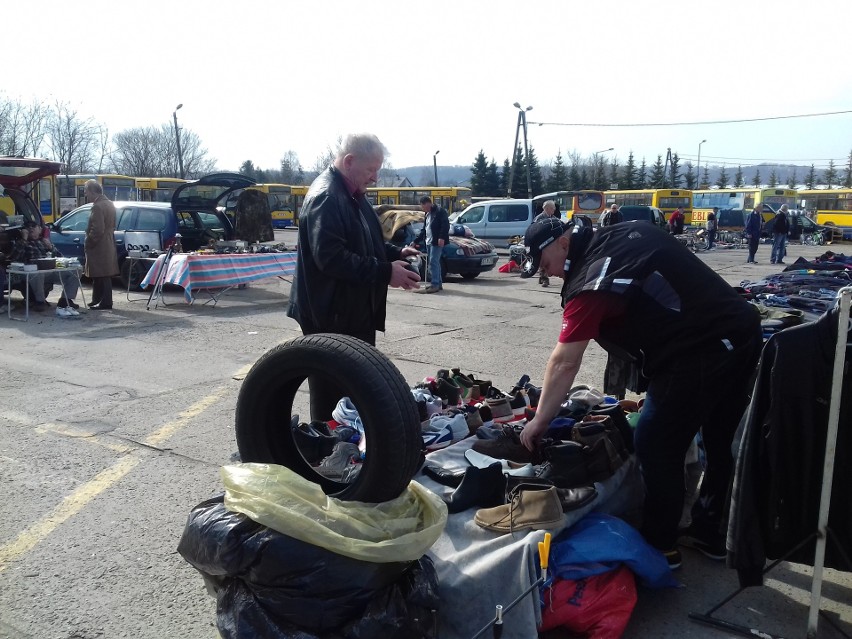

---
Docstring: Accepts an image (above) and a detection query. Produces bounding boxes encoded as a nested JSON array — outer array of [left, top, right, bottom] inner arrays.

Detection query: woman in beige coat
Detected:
[[84, 180, 119, 310]]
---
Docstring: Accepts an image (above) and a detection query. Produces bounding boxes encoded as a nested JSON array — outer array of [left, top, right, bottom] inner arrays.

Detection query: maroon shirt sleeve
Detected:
[[559, 291, 627, 343]]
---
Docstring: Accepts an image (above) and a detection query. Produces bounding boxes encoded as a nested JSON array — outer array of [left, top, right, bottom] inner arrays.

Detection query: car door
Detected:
[[50, 205, 92, 259], [50, 205, 131, 263], [455, 205, 486, 238]]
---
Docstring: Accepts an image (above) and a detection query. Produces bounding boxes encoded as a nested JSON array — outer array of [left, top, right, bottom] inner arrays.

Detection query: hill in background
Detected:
[[398, 162, 841, 190]]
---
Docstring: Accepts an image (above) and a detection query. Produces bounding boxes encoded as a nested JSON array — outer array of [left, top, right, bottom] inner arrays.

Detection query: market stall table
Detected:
[[140, 252, 297, 305], [6, 263, 86, 321]]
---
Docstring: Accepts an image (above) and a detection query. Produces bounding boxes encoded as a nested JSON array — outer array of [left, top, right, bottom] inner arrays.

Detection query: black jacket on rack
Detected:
[[727, 306, 852, 587]]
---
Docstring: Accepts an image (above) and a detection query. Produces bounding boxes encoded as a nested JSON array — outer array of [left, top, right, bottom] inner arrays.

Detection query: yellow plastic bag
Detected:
[[221, 463, 447, 563]]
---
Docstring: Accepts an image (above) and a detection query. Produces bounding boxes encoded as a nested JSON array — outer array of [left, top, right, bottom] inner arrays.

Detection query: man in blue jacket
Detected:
[[744, 206, 763, 263], [419, 195, 450, 294]]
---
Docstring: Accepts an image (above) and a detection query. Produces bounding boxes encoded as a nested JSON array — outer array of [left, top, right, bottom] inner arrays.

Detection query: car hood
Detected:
[[0, 157, 62, 188], [172, 173, 256, 211]]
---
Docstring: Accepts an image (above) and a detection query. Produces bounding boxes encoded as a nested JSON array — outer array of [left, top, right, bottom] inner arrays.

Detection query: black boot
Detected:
[[539, 441, 590, 488], [589, 404, 634, 454], [443, 462, 506, 513]]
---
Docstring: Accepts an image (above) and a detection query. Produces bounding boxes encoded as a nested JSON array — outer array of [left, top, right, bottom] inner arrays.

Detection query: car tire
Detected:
[[235, 334, 423, 503], [460, 272, 479, 280], [119, 259, 147, 292]]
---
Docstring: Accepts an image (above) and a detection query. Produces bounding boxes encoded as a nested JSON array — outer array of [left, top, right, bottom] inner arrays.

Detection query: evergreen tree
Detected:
[[752, 170, 761, 187], [510, 146, 527, 198], [621, 151, 637, 189], [569, 165, 581, 190], [823, 159, 838, 188], [527, 146, 544, 196], [733, 165, 744, 187], [787, 168, 798, 189], [239, 160, 257, 180], [608, 159, 619, 189], [637, 158, 647, 189], [579, 167, 590, 190], [702, 165, 711, 189], [648, 154, 666, 187], [768, 170, 778, 187], [684, 162, 696, 189], [844, 150, 852, 188], [469, 150, 490, 197], [805, 164, 817, 189], [715, 166, 730, 189], [546, 152, 569, 192], [485, 159, 501, 196], [499, 158, 511, 195], [670, 152, 682, 187]]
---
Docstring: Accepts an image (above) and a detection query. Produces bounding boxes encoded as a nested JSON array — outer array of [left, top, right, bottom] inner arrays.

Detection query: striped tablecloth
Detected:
[[140, 252, 297, 303]]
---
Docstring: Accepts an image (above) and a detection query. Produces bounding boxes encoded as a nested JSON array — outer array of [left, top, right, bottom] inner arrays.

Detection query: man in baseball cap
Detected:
[[517, 216, 762, 569], [519, 217, 572, 278]]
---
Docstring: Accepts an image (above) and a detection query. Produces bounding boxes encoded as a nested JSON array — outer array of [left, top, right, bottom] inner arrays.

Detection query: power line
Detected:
[[680, 154, 846, 163], [529, 109, 852, 128]]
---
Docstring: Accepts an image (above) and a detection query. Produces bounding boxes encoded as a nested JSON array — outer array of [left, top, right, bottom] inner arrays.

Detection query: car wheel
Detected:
[[119, 259, 147, 292], [460, 272, 479, 280], [235, 334, 423, 503]]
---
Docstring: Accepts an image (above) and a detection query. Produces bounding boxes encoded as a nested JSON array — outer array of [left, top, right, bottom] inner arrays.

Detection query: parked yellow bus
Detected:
[[247, 183, 296, 229], [136, 177, 189, 203], [532, 190, 606, 223], [605, 189, 693, 224], [365, 186, 472, 213], [692, 188, 797, 228], [291, 185, 308, 225], [57, 174, 137, 215], [798, 189, 852, 240]]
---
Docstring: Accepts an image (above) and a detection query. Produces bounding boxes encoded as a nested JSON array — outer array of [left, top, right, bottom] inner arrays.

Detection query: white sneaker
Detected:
[[65, 307, 80, 316], [56, 307, 72, 318]]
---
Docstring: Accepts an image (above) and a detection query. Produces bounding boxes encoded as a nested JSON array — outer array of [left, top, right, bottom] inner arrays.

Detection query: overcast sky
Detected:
[[6, 0, 851, 177]]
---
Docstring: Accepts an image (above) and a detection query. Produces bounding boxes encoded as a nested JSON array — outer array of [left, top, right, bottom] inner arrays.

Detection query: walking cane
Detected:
[[469, 533, 552, 639]]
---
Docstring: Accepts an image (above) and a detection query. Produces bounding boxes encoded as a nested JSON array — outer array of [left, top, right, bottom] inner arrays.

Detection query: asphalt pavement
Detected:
[[0, 230, 849, 639]]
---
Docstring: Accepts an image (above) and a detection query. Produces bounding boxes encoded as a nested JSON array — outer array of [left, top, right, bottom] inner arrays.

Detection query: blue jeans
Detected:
[[633, 334, 760, 550], [427, 243, 443, 289], [771, 233, 787, 263]]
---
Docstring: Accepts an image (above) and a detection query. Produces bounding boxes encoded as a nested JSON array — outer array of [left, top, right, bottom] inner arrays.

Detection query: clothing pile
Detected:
[[739, 253, 852, 320]]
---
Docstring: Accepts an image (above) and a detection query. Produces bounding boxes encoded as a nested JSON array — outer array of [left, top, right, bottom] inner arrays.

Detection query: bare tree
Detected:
[[178, 127, 217, 178], [110, 123, 215, 177], [0, 96, 50, 157], [111, 126, 161, 176], [44, 102, 105, 173], [279, 150, 302, 184]]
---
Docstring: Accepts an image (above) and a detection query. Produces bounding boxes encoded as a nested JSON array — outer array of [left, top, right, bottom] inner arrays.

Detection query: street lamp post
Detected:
[[697, 139, 707, 188], [173, 103, 185, 179], [433, 150, 440, 186], [593, 147, 614, 189], [508, 102, 533, 198]]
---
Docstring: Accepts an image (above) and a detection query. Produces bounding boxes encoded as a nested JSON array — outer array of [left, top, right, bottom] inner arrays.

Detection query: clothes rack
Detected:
[[690, 286, 851, 639]]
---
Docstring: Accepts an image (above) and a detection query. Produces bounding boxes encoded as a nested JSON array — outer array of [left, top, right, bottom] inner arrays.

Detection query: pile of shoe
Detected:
[[289, 412, 363, 482], [423, 448, 599, 528]]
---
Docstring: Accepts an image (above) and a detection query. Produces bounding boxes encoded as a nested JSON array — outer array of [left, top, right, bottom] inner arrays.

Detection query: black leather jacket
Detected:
[[287, 167, 403, 335], [426, 204, 450, 245]]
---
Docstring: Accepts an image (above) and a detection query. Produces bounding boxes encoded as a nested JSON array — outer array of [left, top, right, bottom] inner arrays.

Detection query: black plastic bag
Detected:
[[177, 496, 438, 639]]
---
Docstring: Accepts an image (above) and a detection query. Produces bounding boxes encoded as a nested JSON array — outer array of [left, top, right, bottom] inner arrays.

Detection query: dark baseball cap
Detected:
[[520, 217, 572, 277]]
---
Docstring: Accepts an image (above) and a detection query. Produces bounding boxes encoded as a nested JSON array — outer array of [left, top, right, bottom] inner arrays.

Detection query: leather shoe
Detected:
[[474, 484, 563, 534], [556, 486, 598, 512], [443, 462, 506, 514], [89, 304, 113, 310]]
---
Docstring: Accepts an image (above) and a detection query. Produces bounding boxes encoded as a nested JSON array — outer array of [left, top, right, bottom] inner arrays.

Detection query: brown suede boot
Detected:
[[474, 484, 563, 534]]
